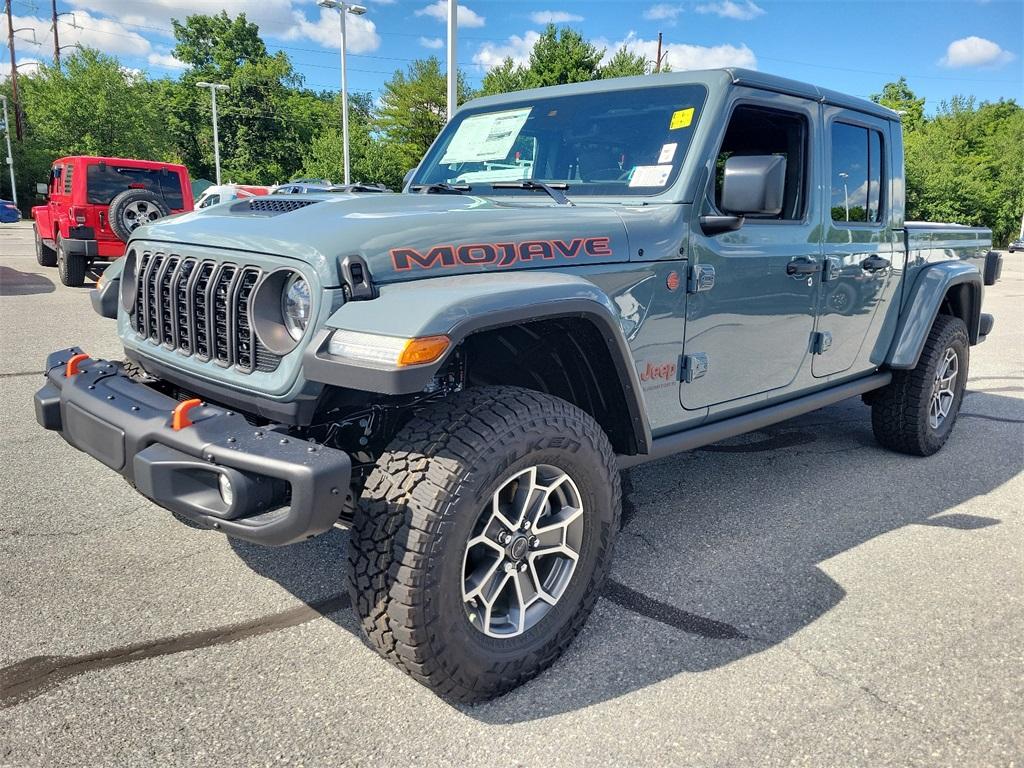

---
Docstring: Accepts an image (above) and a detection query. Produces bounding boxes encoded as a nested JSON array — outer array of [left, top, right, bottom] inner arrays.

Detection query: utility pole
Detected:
[[196, 82, 229, 185], [446, 0, 456, 121], [655, 32, 663, 73], [5, 0, 22, 139], [1, 94, 15, 205], [317, 0, 366, 185], [50, 0, 59, 67]]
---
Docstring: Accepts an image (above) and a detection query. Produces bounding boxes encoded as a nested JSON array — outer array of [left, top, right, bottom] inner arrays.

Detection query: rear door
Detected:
[[681, 92, 823, 410], [812, 109, 896, 377], [85, 163, 188, 242]]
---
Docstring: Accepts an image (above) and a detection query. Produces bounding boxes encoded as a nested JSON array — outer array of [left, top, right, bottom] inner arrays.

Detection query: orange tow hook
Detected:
[[65, 353, 90, 377], [171, 398, 204, 431]]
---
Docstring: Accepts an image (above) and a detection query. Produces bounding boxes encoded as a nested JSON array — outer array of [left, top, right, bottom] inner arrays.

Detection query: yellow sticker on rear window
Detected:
[[670, 108, 695, 130]]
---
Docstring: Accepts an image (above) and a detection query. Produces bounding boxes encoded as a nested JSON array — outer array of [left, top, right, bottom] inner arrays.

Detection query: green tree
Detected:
[[525, 24, 603, 87], [375, 57, 471, 171], [480, 57, 530, 96], [601, 46, 650, 78], [166, 12, 313, 184], [871, 77, 926, 132]]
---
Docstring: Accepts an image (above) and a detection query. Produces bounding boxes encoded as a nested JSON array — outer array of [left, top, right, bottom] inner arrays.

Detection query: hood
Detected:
[[130, 193, 631, 287]]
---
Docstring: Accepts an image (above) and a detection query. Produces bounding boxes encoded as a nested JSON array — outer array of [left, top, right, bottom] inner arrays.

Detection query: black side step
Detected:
[[618, 372, 892, 469]]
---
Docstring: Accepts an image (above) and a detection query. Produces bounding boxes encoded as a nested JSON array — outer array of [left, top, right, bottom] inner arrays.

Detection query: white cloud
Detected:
[[65, 0, 298, 39], [643, 4, 683, 21], [695, 0, 765, 20], [147, 51, 188, 69], [12, 11, 152, 58], [598, 31, 756, 70], [529, 10, 583, 24], [416, 1, 486, 28], [939, 36, 1015, 68], [284, 8, 381, 54], [473, 30, 541, 70], [0, 59, 43, 79], [419, 36, 444, 50]]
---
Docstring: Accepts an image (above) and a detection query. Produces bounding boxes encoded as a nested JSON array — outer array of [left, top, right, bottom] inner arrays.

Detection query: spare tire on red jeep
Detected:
[[108, 188, 171, 242]]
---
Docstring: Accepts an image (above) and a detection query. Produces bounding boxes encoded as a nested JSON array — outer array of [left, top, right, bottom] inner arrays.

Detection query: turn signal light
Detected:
[[398, 336, 450, 367]]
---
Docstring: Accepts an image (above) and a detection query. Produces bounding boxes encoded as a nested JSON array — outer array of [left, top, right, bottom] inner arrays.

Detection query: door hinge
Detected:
[[810, 331, 832, 355], [680, 353, 709, 383], [687, 264, 715, 293]]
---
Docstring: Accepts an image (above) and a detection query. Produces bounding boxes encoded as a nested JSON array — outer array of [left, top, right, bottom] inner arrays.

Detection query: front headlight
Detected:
[[327, 330, 450, 368], [282, 273, 311, 341]]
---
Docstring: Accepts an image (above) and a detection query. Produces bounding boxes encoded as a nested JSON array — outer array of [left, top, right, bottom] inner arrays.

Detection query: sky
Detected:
[[4, 0, 1022, 111]]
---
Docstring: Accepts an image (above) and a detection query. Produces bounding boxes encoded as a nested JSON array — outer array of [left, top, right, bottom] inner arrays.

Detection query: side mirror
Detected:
[[720, 154, 787, 216], [36, 182, 49, 196], [402, 168, 416, 190]]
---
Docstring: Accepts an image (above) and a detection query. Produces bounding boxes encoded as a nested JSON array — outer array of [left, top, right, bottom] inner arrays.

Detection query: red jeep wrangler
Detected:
[[32, 156, 193, 286]]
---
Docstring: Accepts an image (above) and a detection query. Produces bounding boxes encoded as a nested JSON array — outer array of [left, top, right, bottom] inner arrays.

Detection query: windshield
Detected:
[[86, 165, 185, 208], [414, 84, 707, 197]]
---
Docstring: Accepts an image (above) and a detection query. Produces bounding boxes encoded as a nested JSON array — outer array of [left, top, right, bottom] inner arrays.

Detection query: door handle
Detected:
[[860, 255, 890, 273], [786, 257, 820, 276]]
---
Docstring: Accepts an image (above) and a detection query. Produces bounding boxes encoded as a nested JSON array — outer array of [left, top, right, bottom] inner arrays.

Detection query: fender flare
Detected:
[[303, 272, 652, 454], [886, 262, 982, 370]]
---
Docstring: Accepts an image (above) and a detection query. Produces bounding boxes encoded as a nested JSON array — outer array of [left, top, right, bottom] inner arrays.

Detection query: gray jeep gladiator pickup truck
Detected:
[[35, 68, 1001, 702]]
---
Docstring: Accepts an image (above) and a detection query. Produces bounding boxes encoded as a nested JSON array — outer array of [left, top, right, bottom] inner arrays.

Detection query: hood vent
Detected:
[[232, 198, 321, 215]]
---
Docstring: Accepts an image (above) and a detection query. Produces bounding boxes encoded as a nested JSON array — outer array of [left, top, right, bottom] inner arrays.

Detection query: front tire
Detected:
[[34, 225, 57, 267], [871, 314, 969, 456], [348, 386, 620, 703]]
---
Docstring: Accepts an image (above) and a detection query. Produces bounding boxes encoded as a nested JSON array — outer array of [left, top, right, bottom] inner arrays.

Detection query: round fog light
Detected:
[[218, 474, 234, 507]]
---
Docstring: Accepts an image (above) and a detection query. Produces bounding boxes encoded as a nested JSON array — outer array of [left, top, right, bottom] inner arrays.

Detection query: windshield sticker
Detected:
[[657, 143, 678, 163], [439, 107, 532, 165], [628, 165, 673, 188], [669, 108, 695, 130]]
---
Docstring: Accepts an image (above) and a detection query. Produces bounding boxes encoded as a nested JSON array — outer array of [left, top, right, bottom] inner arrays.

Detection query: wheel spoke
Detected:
[[464, 556, 504, 602]]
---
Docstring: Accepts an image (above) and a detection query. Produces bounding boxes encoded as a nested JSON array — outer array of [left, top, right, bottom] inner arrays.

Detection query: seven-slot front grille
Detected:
[[131, 251, 281, 374]]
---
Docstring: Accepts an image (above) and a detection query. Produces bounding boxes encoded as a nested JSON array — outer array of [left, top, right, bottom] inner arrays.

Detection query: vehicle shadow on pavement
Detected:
[[230, 392, 1023, 722], [0, 266, 55, 296]]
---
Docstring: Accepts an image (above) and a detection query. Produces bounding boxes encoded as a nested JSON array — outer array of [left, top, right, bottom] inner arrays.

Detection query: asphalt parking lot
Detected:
[[1, 219, 1021, 767]]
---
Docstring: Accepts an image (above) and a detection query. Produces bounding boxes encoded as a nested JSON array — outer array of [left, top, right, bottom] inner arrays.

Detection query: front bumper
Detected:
[[34, 348, 351, 546]]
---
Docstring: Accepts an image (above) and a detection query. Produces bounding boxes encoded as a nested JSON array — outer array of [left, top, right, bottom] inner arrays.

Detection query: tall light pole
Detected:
[[446, 0, 457, 121], [1, 95, 16, 206], [318, 0, 366, 185], [196, 82, 229, 185]]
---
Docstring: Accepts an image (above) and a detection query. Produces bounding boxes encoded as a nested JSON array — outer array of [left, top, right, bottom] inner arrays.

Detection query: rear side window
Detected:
[[830, 122, 884, 224], [714, 104, 808, 221], [63, 164, 74, 195], [86, 165, 185, 208]]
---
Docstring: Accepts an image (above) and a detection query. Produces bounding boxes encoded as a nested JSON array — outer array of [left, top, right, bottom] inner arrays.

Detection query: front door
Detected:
[[681, 93, 822, 411], [812, 108, 896, 377]]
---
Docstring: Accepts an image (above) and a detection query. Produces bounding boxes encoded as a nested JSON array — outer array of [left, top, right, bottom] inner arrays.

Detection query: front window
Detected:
[[414, 85, 708, 197], [86, 164, 185, 209]]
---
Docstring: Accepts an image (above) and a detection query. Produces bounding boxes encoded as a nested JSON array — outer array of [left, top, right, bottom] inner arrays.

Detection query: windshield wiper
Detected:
[[410, 182, 471, 195], [490, 180, 574, 207]]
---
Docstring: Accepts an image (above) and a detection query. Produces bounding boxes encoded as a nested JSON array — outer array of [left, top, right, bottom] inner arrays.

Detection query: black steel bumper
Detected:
[[63, 236, 98, 258], [34, 348, 351, 546]]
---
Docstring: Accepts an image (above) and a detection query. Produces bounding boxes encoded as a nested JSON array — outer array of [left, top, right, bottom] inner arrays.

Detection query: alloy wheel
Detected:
[[929, 346, 959, 430], [462, 464, 584, 639]]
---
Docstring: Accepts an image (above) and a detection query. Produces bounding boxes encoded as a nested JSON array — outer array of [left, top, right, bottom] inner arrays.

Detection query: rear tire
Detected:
[[348, 386, 620, 703], [34, 225, 57, 267], [56, 234, 86, 287], [871, 314, 969, 456]]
